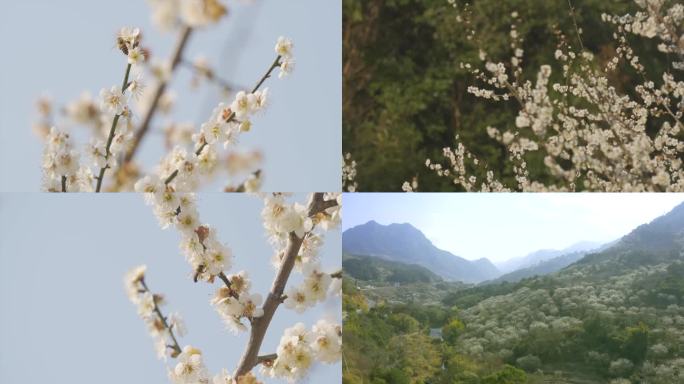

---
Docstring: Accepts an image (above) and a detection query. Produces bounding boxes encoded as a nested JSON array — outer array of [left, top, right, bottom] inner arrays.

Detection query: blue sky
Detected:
[[342, 193, 684, 262], [0, 193, 341, 383], [0, 0, 341, 192]]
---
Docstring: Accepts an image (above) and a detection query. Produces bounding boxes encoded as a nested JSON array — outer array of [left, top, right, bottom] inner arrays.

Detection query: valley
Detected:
[[343, 203, 684, 383]]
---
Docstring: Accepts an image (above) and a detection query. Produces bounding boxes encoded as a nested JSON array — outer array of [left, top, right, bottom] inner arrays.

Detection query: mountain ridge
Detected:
[[342, 221, 499, 283]]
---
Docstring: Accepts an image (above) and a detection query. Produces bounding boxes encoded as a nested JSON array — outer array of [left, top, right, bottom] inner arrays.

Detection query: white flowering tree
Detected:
[[38, 1, 297, 192], [418, 0, 684, 192], [125, 192, 342, 383]]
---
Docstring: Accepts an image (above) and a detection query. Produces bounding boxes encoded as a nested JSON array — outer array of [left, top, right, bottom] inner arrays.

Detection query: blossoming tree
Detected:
[[125, 192, 342, 383], [38, 1, 297, 192], [421, 0, 684, 192]]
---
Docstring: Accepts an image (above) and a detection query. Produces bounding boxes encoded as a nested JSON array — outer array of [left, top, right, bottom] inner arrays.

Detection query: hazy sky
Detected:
[[0, 0, 340, 192], [0, 193, 341, 383], [342, 193, 684, 262]]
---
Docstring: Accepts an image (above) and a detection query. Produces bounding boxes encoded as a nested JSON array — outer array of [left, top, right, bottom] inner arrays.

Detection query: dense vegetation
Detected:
[[342, 0, 674, 191], [343, 206, 684, 383]]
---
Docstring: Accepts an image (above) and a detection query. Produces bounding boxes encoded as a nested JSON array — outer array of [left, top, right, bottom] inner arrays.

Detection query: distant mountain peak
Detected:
[[343, 221, 499, 283]]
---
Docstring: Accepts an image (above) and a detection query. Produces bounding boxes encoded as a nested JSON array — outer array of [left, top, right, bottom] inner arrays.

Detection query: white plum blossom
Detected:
[[169, 345, 210, 384], [99, 85, 126, 114], [263, 321, 342, 380], [41, 127, 82, 191], [311, 320, 342, 363], [275, 36, 294, 58]]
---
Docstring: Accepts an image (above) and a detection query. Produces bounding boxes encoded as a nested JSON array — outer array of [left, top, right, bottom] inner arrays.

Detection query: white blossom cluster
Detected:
[[168, 345, 210, 384], [41, 127, 93, 191], [168, 345, 267, 384], [35, 4, 296, 193], [128, 193, 342, 383], [424, 1, 684, 192], [342, 153, 358, 192], [136, 36, 295, 192], [261, 321, 342, 381], [284, 263, 333, 313], [262, 193, 343, 313], [134, 185, 234, 284], [40, 27, 148, 192], [603, 0, 684, 70], [211, 271, 265, 333], [146, 0, 228, 31], [125, 265, 187, 360]]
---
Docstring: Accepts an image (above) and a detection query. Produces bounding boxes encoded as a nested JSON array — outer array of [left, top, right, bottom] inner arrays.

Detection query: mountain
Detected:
[[496, 241, 603, 273], [573, 202, 684, 271], [486, 250, 589, 284], [447, 200, 684, 310], [342, 221, 499, 283], [487, 241, 615, 284]]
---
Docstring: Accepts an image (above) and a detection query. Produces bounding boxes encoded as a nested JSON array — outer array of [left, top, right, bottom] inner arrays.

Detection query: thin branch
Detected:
[[163, 55, 282, 186], [179, 59, 241, 93], [331, 270, 343, 279], [256, 353, 278, 365], [567, 0, 585, 51], [123, 26, 193, 166], [139, 278, 182, 357], [95, 63, 132, 192]]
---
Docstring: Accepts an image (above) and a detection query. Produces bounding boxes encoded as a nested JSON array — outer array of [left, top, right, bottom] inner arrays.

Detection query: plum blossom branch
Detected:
[[234, 193, 340, 378], [161, 52, 284, 187], [125, 265, 185, 359], [139, 277, 183, 357], [95, 63, 132, 192], [130, 191, 341, 383], [123, 26, 193, 167]]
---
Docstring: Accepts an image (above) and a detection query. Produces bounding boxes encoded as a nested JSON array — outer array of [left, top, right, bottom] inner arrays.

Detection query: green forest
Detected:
[[343, 0, 682, 191], [343, 244, 684, 382]]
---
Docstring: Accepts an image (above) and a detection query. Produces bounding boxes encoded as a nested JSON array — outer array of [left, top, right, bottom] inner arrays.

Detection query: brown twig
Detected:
[[163, 55, 281, 186], [139, 278, 183, 357], [256, 353, 278, 365]]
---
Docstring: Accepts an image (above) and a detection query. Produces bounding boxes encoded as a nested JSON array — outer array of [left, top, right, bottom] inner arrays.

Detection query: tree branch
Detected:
[[307, 193, 339, 217], [163, 55, 281, 186], [233, 231, 304, 377], [232, 193, 328, 377], [123, 26, 193, 166], [95, 63, 132, 192], [256, 353, 278, 366], [139, 278, 182, 357]]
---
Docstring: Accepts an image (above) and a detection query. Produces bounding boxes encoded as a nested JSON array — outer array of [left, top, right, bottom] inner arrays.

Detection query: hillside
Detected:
[[344, 202, 684, 384], [343, 253, 442, 284], [496, 241, 603, 274]]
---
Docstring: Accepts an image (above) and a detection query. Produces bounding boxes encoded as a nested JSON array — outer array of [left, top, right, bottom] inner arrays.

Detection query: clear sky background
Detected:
[[342, 193, 684, 263], [0, 0, 341, 192], [0, 193, 341, 383]]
